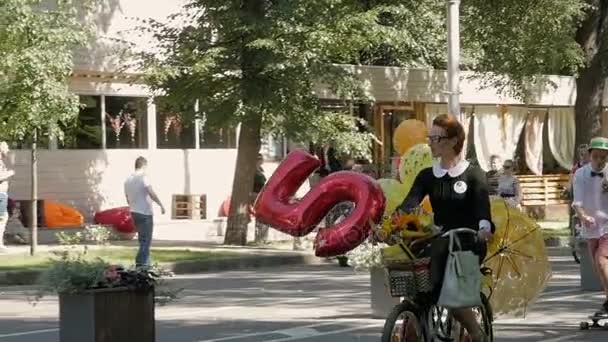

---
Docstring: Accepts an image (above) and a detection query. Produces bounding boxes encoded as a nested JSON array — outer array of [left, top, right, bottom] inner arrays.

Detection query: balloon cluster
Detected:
[[252, 119, 433, 257], [377, 119, 434, 239], [253, 150, 385, 257]]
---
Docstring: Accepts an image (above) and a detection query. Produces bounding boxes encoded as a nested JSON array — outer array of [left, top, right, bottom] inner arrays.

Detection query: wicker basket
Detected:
[[386, 257, 432, 298]]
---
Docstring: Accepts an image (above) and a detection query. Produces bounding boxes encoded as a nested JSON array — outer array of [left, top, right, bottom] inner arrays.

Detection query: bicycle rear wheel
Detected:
[[381, 302, 426, 342]]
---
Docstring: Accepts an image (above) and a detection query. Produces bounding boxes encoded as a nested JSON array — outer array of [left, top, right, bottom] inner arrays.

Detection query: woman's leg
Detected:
[[452, 308, 484, 341]]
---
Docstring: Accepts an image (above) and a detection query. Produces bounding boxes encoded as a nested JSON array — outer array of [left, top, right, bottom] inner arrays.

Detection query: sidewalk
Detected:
[[0, 238, 325, 286]]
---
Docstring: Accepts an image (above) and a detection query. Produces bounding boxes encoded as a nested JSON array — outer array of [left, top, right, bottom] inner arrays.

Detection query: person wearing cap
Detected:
[[572, 137, 608, 317]]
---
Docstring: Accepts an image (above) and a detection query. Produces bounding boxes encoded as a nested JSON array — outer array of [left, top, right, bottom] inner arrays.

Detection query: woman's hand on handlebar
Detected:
[[478, 229, 493, 243]]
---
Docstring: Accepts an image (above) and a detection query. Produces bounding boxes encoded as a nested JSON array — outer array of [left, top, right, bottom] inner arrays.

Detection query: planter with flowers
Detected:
[[34, 251, 178, 342], [347, 209, 434, 318], [346, 240, 397, 318]]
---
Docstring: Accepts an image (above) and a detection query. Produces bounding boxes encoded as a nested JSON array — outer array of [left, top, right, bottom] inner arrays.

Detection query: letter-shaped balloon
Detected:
[[254, 150, 386, 257]]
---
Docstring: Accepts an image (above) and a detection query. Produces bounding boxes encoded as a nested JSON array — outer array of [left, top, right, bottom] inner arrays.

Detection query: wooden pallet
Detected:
[[171, 194, 206, 220], [517, 174, 569, 206]]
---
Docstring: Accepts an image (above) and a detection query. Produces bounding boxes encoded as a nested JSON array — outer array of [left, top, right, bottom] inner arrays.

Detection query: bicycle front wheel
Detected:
[[381, 302, 426, 342]]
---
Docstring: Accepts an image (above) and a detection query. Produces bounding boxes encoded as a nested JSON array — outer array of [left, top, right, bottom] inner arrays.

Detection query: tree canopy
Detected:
[[0, 0, 93, 143]]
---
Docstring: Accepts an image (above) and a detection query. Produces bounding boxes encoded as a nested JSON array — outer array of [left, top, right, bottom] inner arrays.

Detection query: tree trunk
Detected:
[[574, 0, 608, 158], [224, 0, 266, 245], [224, 117, 262, 245]]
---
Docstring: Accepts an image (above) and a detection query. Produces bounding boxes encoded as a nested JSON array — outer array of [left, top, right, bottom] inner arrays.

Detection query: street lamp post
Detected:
[[447, 0, 461, 117]]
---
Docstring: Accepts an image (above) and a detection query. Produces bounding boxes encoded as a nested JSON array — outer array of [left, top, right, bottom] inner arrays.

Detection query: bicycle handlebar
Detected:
[[440, 227, 478, 238]]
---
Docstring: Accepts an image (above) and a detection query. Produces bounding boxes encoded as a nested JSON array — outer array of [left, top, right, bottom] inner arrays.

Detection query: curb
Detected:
[[0, 253, 332, 286]]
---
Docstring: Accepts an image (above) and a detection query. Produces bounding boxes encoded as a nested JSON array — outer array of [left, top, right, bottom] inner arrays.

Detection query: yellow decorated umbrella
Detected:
[[483, 199, 552, 317]]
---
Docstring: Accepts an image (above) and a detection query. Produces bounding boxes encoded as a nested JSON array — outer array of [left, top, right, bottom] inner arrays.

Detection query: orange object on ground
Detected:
[[43, 201, 84, 228]]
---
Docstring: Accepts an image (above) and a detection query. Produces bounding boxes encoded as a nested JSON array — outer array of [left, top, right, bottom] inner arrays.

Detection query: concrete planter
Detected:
[[370, 267, 400, 319], [59, 287, 154, 342]]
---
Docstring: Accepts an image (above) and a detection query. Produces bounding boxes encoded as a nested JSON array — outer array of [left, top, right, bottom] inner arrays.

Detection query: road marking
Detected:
[[264, 323, 382, 341], [0, 328, 58, 339], [543, 333, 584, 342], [198, 321, 351, 342]]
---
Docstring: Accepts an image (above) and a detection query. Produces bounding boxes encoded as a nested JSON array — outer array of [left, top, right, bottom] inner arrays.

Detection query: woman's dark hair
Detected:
[[432, 114, 466, 154]]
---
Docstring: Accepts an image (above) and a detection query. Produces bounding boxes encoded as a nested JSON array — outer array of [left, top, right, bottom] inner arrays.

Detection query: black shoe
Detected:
[[593, 301, 608, 318]]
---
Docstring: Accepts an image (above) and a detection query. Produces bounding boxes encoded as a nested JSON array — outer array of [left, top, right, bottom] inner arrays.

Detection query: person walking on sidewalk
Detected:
[[0, 142, 15, 252], [124, 156, 166, 268], [573, 137, 608, 317], [253, 153, 269, 244]]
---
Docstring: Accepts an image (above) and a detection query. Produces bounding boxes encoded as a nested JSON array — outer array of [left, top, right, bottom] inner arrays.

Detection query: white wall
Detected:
[[6, 149, 237, 222], [74, 0, 188, 72]]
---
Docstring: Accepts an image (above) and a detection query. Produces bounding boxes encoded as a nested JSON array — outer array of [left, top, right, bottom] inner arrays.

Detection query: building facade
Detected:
[[7, 1, 608, 222]]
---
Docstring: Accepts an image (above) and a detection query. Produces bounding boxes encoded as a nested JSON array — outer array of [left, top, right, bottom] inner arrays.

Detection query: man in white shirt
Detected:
[[124, 157, 165, 268], [573, 137, 608, 317]]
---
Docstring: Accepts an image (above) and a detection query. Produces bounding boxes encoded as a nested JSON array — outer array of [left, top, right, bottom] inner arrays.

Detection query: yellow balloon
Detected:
[[398, 143, 433, 196], [393, 119, 428, 155], [377, 178, 403, 215], [421, 196, 433, 214]]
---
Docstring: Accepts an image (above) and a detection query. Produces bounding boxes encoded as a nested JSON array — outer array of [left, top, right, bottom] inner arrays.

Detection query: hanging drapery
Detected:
[[473, 106, 502, 171], [473, 105, 527, 171], [547, 107, 575, 170], [524, 110, 547, 176], [502, 106, 528, 162]]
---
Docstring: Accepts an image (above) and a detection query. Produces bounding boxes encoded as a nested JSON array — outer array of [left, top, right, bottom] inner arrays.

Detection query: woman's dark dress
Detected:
[[398, 160, 494, 294]]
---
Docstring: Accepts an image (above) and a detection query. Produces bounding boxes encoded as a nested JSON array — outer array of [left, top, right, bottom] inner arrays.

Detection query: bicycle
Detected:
[[380, 228, 494, 342]]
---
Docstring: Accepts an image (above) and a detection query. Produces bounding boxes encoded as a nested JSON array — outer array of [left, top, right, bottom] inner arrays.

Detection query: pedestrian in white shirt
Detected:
[[124, 157, 165, 268], [573, 137, 608, 317], [0, 142, 14, 252]]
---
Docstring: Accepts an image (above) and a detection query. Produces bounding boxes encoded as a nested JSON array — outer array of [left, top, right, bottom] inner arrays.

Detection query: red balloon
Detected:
[[94, 207, 136, 233], [254, 150, 386, 257]]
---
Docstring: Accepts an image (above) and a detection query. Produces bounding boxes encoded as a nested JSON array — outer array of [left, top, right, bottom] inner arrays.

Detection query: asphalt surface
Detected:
[[0, 255, 607, 341]]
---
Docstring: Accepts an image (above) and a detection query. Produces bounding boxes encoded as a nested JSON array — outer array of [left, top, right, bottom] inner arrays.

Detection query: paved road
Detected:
[[0, 255, 606, 341]]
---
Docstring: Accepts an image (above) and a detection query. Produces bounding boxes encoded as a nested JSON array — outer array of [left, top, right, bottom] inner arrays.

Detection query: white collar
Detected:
[[432, 160, 470, 178]]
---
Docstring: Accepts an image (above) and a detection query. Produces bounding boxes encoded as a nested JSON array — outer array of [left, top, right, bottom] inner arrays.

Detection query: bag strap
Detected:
[[448, 231, 463, 253]]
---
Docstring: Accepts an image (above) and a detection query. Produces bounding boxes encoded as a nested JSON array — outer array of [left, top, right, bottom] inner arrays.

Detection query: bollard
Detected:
[[578, 239, 603, 291]]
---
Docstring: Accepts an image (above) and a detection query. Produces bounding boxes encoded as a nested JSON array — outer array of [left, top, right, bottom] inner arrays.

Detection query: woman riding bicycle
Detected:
[[396, 114, 494, 342]]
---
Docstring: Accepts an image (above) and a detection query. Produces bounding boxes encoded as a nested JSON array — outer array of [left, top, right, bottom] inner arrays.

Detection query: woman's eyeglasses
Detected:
[[427, 135, 448, 143], [503, 165, 513, 169]]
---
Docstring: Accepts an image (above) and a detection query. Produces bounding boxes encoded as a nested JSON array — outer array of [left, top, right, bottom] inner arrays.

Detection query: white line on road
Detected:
[[0, 328, 58, 339], [198, 321, 342, 342], [264, 323, 382, 341], [543, 333, 584, 342], [198, 320, 382, 342]]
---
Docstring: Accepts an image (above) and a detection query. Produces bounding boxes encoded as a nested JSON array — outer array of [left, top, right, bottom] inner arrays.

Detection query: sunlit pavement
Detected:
[[0, 253, 606, 341]]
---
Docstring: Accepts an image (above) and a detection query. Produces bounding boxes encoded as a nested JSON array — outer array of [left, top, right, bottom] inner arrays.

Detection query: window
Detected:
[[60, 95, 102, 149], [155, 99, 195, 149], [200, 125, 237, 149], [105, 96, 148, 149]]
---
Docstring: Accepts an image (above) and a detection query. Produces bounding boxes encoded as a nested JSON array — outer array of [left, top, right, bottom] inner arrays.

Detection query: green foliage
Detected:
[[0, 0, 94, 142], [37, 251, 110, 296], [141, 0, 441, 158], [55, 225, 114, 246], [460, 0, 585, 99], [55, 231, 84, 246]]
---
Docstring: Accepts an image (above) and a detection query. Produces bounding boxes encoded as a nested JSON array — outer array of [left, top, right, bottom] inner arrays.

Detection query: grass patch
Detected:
[[0, 247, 240, 272]]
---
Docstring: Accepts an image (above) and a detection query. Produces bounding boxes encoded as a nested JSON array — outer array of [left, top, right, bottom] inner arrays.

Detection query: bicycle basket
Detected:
[[386, 256, 432, 297]]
